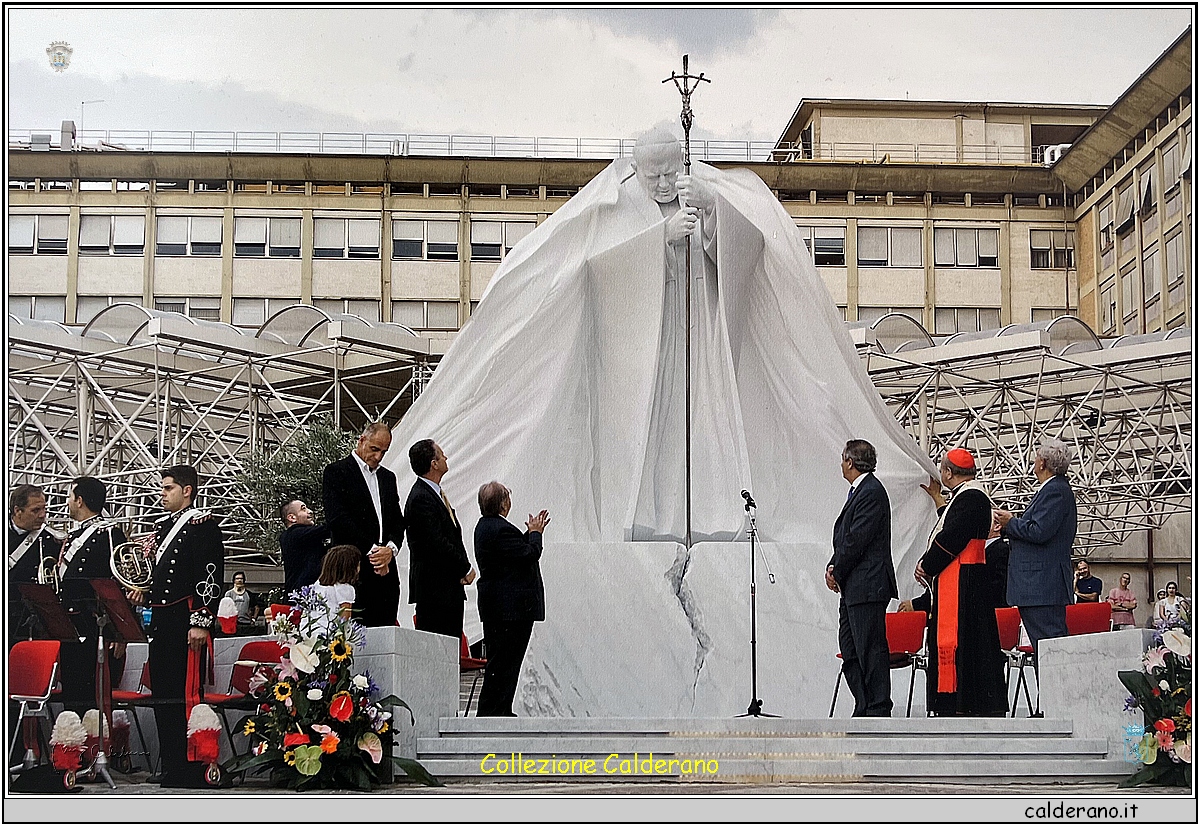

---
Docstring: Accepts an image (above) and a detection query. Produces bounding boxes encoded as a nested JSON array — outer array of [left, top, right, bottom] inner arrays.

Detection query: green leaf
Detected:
[[223, 750, 281, 774], [377, 695, 416, 726], [391, 755, 442, 787]]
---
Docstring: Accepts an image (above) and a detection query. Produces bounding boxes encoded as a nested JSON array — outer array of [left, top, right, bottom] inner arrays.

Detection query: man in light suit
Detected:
[[322, 422, 405, 627], [994, 438, 1077, 672], [406, 439, 475, 639], [826, 439, 897, 717]]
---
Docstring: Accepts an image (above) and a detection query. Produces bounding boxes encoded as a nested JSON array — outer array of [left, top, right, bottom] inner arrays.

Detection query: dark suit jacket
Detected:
[[280, 523, 331, 593], [405, 479, 471, 609], [828, 473, 897, 606], [475, 515, 545, 625], [322, 455, 404, 627], [1004, 474, 1076, 608]]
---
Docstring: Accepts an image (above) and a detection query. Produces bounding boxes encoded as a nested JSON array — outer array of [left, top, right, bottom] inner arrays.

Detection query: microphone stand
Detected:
[[737, 495, 777, 718]]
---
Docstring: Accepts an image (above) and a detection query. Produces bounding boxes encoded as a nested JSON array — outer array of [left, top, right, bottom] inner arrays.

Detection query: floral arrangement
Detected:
[[1118, 606, 1192, 787], [224, 587, 439, 790]]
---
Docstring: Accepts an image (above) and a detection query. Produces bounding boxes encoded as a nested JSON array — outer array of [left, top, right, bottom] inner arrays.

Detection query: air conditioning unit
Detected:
[[30, 134, 52, 152], [1043, 143, 1072, 165]]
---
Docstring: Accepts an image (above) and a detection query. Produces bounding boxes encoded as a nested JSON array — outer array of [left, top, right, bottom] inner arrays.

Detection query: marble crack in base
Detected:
[[665, 545, 713, 712]]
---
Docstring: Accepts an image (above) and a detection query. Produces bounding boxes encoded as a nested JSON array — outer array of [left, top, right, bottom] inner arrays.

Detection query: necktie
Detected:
[[846, 485, 856, 502], [440, 489, 458, 527]]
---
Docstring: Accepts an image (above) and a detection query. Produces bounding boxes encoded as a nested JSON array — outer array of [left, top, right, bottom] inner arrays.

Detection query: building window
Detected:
[[231, 298, 299, 327], [313, 298, 381, 321], [1114, 183, 1136, 236], [1165, 232, 1186, 308], [155, 215, 223, 256], [1142, 246, 1161, 322], [857, 226, 922, 267], [1120, 263, 1138, 326], [1099, 277, 1117, 334], [796, 225, 847, 266], [79, 214, 146, 256], [1097, 200, 1113, 254], [1029, 229, 1074, 269], [391, 219, 459, 261], [154, 296, 221, 321], [856, 306, 922, 325], [233, 216, 301, 257], [934, 307, 1001, 334], [390, 300, 460, 330], [1162, 137, 1182, 193], [1138, 163, 1156, 218], [313, 217, 380, 259], [76, 295, 142, 324], [934, 227, 999, 267], [1030, 308, 1073, 323], [8, 295, 66, 323], [469, 220, 536, 262], [9, 214, 69, 255]]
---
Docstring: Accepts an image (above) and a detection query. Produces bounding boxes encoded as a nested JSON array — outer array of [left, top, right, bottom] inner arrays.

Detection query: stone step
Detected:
[[435, 716, 1076, 737], [414, 755, 1132, 783], [418, 734, 1109, 757]]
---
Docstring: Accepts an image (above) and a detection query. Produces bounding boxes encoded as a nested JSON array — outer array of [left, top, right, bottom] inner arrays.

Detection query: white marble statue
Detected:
[[387, 126, 938, 716]]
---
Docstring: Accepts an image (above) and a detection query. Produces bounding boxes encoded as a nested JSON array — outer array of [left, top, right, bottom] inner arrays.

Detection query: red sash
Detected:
[[934, 537, 986, 694]]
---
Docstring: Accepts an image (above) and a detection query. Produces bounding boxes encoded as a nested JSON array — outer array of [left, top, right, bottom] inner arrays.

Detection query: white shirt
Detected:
[[420, 477, 441, 496], [353, 452, 384, 543]]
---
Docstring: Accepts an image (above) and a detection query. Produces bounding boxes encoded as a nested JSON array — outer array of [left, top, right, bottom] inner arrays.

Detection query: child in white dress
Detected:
[[306, 544, 360, 635]]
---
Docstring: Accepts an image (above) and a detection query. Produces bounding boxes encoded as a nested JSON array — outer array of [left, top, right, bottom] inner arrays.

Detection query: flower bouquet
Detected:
[[1118, 607, 1192, 787], [223, 587, 440, 790]]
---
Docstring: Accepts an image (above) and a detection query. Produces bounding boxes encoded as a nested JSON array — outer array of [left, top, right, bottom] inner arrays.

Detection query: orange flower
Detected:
[[329, 691, 354, 722], [320, 732, 340, 754]]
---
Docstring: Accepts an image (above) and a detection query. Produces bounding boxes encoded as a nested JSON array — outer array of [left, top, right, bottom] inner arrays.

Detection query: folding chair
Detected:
[[460, 634, 487, 717], [110, 660, 162, 773], [1066, 602, 1113, 635], [8, 640, 61, 773], [204, 640, 287, 757], [829, 610, 927, 717], [995, 606, 1035, 717]]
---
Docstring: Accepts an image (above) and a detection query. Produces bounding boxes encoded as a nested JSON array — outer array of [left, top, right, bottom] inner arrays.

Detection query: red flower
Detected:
[[1152, 687, 1161, 697], [1154, 718, 1176, 733], [329, 691, 354, 722], [1187, 699, 1192, 718], [283, 731, 309, 747]]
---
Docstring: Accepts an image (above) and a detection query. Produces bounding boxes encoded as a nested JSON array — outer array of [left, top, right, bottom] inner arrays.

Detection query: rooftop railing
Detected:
[[9, 129, 1046, 165]]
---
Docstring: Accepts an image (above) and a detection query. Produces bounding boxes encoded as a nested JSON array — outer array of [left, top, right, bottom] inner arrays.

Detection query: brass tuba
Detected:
[[36, 526, 67, 593], [111, 534, 156, 593]]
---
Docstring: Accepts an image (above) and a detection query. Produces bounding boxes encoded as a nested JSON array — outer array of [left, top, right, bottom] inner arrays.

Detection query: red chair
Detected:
[[460, 635, 487, 717], [204, 640, 287, 757], [1066, 601, 1113, 635], [8, 640, 61, 771], [111, 660, 159, 773], [829, 611, 927, 718], [996, 607, 1035, 717]]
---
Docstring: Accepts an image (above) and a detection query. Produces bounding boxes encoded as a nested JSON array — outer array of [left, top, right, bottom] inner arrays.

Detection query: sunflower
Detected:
[[273, 681, 293, 702], [283, 749, 297, 766], [328, 637, 351, 662], [379, 721, 389, 734], [242, 719, 256, 736]]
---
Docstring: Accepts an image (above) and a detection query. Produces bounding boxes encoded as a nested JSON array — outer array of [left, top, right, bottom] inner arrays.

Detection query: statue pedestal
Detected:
[[212, 625, 457, 769], [1038, 628, 1153, 759]]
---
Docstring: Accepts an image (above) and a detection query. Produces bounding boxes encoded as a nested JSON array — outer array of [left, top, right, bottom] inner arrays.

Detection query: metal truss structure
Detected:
[[7, 304, 440, 567], [7, 309, 1192, 567], [852, 314, 1192, 551]]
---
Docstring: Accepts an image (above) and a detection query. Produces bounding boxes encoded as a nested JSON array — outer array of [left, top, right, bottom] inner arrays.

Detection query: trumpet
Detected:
[[111, 535, 157, 593]]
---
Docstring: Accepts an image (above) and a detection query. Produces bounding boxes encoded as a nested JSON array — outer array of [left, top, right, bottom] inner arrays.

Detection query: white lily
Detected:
[[1161, 628, 1191, 659], [290, 637, 320, 673]]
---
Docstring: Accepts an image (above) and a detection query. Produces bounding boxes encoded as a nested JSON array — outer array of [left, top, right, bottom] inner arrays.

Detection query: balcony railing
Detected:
[[10, 129, 1047, 165]]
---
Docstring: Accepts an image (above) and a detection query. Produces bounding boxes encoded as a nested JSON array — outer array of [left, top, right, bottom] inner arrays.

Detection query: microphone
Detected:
[[741, 489, 756, 508]]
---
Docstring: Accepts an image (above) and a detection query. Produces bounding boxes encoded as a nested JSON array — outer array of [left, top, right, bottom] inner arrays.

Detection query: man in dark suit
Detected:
[[406, 439, 475, 639], [994, 437, 1077, 672], [322, 423, 405, 627], [473, 481, 549, 717], [826, 439, 896, 717], [278, 499, 330, 593]]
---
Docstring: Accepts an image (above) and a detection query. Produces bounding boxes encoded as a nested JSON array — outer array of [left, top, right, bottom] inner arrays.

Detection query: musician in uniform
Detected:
[[58, 476, 129, 712], [127, 465, 224, 788], [8, 484, 66, 646]]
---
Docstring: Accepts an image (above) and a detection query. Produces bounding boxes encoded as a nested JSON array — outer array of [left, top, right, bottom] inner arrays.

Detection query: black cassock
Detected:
[[914, 486, 1007, 717]]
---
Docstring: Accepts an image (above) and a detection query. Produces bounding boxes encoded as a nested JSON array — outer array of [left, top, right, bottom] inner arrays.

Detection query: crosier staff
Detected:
[[662, 54, 709, 550]]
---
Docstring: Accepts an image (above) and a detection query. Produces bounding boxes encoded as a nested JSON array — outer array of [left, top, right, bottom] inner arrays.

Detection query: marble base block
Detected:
[[1038, 628, 1154, 759]]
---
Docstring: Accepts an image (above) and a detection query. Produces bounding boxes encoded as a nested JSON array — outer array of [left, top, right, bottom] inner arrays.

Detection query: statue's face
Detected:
[[632, 143, 682, 203]]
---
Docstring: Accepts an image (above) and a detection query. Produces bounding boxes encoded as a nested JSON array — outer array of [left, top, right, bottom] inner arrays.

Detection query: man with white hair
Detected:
[[994, 438, 1078, 678]]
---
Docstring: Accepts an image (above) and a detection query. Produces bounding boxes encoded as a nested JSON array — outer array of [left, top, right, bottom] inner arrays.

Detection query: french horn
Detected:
[[35, 525, 67, 593], [110, 535, 156, 593]]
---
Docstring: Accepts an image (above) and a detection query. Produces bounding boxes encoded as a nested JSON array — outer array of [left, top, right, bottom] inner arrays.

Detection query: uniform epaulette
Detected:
[[189, 510, 214, 524]]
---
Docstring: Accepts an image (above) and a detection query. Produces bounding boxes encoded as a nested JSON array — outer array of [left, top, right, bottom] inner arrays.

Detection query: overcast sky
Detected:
[[6, 6, 1193, 143]]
